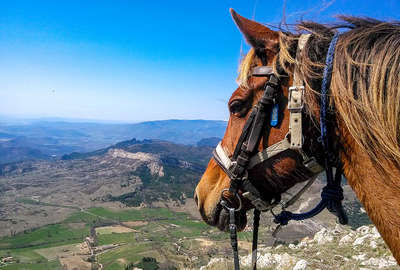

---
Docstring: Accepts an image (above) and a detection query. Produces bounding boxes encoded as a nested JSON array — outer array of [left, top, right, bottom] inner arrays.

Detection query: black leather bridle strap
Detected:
[[227, 74, 281, 195], [217, 74, 281, 270], [246, 75, 279, 152], [229, 208, 240, 270], [252, 209, 261, 270], [232, 108, 258, 160]]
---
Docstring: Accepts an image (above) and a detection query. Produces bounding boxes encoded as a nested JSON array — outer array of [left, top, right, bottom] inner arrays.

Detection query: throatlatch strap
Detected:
[[289, 34, 310, 150], [293, 34, 310, 86], [288, 86, 304, 149]]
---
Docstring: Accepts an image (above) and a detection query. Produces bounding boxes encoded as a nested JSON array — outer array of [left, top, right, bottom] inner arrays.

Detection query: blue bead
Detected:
[[270, 103, 279, 127]]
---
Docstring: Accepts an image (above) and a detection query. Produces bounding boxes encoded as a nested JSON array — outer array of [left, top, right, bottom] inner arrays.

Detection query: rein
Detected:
[[212, 33, 348, 270]]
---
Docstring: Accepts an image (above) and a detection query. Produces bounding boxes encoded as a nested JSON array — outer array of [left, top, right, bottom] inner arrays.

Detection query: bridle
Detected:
[[212, 33, 348, 270]]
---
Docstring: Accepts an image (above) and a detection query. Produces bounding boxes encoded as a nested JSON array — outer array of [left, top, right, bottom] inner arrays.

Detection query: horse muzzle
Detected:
[[195, 188, 249, 232]]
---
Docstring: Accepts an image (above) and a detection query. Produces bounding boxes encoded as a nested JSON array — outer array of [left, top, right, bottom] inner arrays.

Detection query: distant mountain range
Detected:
[[0, 119, 225, 164]]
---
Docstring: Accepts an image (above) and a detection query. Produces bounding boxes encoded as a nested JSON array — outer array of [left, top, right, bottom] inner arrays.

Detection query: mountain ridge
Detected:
[[0, 119, 226, 164], [0, 138, 215, 237]]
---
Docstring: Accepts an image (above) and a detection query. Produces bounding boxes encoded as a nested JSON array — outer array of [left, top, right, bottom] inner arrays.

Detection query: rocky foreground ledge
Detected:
[[200, 225, 399, 270]]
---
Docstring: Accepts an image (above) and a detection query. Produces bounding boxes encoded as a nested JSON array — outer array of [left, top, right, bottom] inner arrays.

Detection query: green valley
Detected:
[[0, 206, 238, 269]]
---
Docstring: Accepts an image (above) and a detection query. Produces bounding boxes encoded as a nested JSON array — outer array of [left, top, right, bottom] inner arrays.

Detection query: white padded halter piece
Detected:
[[215, 142, 233, 170], [215, 138, 292, 171]]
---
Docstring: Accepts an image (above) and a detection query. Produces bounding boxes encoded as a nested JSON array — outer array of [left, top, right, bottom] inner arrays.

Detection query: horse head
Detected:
[[194, 9, 400, 265], [194, 9, 326, 232]]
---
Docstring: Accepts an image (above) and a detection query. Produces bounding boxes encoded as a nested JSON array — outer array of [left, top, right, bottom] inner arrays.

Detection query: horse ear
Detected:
[[230, 8, 279, 53]]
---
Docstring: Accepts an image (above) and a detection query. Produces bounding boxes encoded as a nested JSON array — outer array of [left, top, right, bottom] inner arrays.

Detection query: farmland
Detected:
[[0, 206, 254, 269]]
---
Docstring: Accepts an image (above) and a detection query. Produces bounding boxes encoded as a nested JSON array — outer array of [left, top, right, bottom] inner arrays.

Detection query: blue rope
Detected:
[[274, 33, 347, 227], [274, 201, 327, 225], [320, 33, 339, 150]]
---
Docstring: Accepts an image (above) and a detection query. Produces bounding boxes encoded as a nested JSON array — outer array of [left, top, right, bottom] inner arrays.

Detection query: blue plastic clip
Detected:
[[270, 103, 279, 127]]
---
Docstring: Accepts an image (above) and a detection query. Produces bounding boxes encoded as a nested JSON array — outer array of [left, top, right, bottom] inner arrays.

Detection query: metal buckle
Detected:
[[228, 161, 239, 178], [229, 161, 249, 180], [220, 188, 243, 212], [288, 86, 304, 111]]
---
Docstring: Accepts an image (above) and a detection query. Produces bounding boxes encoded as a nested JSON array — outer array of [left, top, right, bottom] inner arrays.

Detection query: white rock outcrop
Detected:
[[199, 224, 398, 270], [293, 259, 308, 270], [353, 235, 370, 246], [339, 234, 353, 245], [313, 228, 334, 244], [240, 252, 297, 269], [199, 258, 227, 270], [108, 149, 164, 176]]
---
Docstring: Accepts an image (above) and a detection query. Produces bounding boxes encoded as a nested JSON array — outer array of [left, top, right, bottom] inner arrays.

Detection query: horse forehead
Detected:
[[228, 87, 251, 103], [229, 77, 269, 103]]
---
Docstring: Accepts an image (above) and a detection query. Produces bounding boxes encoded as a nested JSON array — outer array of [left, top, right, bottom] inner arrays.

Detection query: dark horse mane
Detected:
[[239, 16, 400, 181]]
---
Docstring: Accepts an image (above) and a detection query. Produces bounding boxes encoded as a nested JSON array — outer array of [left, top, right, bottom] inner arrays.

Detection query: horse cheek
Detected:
[[273, 158, 297, 177]]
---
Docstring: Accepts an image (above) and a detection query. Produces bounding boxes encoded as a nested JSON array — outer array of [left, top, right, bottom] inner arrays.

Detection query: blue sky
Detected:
[[1, 0, 399, 122]]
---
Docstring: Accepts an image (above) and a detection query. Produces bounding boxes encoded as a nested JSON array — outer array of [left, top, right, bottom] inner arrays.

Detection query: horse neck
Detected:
[[338, 123, 400, 263]]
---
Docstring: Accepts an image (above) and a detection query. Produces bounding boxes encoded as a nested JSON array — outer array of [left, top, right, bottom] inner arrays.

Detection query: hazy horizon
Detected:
[[0, 113, 229, 125]]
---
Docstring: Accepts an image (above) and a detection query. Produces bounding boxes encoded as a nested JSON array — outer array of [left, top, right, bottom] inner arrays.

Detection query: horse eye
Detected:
[[229, 100, 245, 115]]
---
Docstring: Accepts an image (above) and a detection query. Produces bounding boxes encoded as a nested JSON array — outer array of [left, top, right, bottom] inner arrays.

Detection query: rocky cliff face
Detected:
[[107, 149, 165, 177], [200, 225, 398, 270]]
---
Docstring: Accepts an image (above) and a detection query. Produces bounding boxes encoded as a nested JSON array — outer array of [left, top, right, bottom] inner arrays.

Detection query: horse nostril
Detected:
[[194, 191, 199, 208]]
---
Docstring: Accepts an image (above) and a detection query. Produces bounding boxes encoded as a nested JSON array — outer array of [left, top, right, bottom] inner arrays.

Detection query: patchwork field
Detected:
[[95, 225, 137, 235], [0, 206, 256, 269]]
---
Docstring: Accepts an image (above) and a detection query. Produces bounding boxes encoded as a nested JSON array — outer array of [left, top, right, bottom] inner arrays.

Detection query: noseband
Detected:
[[212, 34, 348, 270]]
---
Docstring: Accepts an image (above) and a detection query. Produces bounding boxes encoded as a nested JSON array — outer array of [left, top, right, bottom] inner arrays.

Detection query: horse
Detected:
[[194, 9, 400, 264]]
